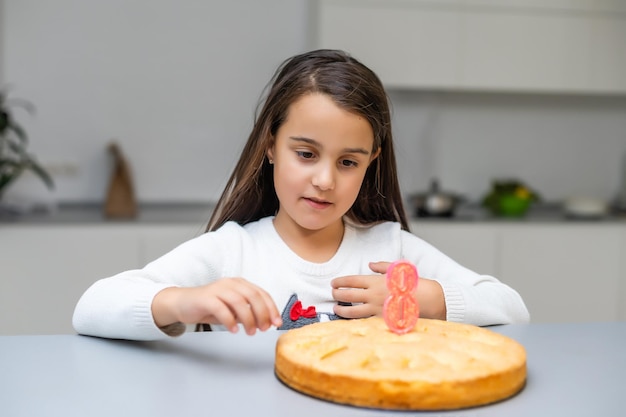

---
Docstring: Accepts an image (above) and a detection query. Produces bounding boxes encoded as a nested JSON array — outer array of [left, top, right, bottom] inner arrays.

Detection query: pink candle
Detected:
[[383, 260, 419, 334]]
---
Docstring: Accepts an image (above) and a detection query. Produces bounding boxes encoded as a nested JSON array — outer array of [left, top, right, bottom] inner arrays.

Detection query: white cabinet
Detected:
[[0, 225, 139, 335], [2, 220, 624, 334], [317, 0, 626, 94], [412, 222, 498, 276], [0, 224, 201, 335], [617, 227, 626, 321], [460, 9, 590, 93], [589, 14, 626, 93], [497, 224, 622, 323], [137, 224, 204, 265], [317, 0, 461, 89], [411, 221, 625, 323]]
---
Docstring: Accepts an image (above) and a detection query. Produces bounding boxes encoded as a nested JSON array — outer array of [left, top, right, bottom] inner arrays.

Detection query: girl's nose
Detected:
[[312, 163, 335, 191]]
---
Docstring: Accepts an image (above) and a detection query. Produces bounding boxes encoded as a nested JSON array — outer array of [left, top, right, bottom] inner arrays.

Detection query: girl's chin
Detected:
[[275, 206, 344, 232], [295, 216, 344, 232]]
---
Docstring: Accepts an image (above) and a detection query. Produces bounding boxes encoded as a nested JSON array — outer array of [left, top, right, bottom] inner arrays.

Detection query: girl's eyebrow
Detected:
[[289, 136, 370, 155]]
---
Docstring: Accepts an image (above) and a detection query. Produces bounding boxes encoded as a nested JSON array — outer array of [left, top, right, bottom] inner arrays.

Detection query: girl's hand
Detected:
[[152, 278, 282, 335], [331, 261, 446, 320]]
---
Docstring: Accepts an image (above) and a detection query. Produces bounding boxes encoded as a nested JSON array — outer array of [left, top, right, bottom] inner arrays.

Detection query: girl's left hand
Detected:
[[331, 261, 446, 320], [331, 261, 389, 318]]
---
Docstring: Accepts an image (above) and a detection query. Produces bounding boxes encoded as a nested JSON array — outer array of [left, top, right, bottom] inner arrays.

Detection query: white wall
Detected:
[[3, 0, 626, 206], [3, 0, 311, 203], [391, 91, 626, 203], [0, 0, 4, 83]]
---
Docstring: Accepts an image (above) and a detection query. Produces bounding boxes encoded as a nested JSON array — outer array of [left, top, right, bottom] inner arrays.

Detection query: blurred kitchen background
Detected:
[[2, 0, 626, 333], [2, 0, 625, 216]]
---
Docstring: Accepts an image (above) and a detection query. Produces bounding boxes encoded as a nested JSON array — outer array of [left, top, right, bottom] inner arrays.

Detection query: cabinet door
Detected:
[[137, 225, 203, 265], [317, 0, 461, 89], [0, 226, 139, 335], [589, 15, 626, 93], [620, 229, 626, 321], [317, 0, 626, 93], [461, 9, 590, 92], [498, 224, 621, 323], [410, 222, 498, 276]]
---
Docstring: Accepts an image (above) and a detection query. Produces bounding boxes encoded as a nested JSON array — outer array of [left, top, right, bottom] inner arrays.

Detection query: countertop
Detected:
[[1, 201, 624, 225], [0, 203, 626, 224], [0, 321, 624, 417], [416, 202, 626, 223], [0, 202, 215, 225]]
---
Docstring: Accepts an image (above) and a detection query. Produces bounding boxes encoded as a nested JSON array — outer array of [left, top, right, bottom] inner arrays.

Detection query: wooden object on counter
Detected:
[[104, 141, 137, 219]]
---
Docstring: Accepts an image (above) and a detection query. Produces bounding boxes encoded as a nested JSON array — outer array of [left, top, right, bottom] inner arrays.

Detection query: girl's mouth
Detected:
[[304, 197, 332, 209]]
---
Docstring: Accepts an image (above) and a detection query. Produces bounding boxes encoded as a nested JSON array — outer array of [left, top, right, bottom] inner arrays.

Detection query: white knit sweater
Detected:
[[72, 217, 529, 340]]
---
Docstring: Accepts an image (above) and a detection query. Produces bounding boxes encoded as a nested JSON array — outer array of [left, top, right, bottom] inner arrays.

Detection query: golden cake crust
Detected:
[[275, 317, 526, 410]]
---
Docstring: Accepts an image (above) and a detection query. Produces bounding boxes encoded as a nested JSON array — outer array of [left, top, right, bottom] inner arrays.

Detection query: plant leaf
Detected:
[[0, 110, 9, 134], [0, 87, 51, 193], [26, 159, 54, 189], [7, 120, 28, 144], [6, 97, 36, 115], [7, 140, 29, 157], [0, 164, 25, 193]]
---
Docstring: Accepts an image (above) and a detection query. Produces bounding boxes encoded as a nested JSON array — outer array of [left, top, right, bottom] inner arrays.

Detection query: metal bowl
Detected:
[[409, 180, 463, 218]]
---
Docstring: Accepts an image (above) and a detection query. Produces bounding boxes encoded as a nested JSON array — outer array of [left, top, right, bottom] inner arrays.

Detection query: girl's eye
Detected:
[[341, 159, 358, 168], [296, 151, 315, 159]]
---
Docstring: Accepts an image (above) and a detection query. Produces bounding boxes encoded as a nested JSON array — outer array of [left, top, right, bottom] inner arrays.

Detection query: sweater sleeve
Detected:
[[72, 228, 231, 340], [400, 230, 530, 326]]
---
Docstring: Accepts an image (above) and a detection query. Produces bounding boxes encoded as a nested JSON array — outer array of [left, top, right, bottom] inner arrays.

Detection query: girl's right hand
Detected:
[[151, 278, 282, 335]]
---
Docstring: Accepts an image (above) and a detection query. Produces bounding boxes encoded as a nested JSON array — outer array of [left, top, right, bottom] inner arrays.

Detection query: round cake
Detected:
[[275, 317, 526, 410]]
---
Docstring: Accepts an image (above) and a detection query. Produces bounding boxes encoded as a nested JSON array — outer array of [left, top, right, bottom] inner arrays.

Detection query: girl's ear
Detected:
[[369, 148, 381, 164], [266, 147, 275, 164]]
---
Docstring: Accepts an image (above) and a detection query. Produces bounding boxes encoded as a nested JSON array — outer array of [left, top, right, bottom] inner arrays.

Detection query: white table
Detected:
[[1, 322, 624, 416]]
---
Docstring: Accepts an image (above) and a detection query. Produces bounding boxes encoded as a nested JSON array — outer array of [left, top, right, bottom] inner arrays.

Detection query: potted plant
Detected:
[[0, 88, 53, 204]]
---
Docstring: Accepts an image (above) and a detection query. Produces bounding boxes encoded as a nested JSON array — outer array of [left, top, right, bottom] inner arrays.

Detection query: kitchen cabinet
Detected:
[[316, 0, 626, 94], [412, 223, 498, 276], [316, 0, 462, 89], [618, 227, 626, 321], [0, 224, 200, 335], [412, 220, 625, 323], [589, 14, 626, 93], [460, 8, 590, 93], [0, 225, 138, 335], [137, 225, 205, 265], [2, 219, 624, 334], [497, 223, 622, 323]]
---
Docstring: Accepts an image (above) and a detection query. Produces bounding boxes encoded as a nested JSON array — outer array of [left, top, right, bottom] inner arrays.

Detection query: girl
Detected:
[[73, 49, 529, 340]]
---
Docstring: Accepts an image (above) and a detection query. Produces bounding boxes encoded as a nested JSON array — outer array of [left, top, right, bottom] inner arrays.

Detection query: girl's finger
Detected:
[[254, 288, 282, 329], [333, 302, 376, 319], [332, 287, 367, 304], [230, 283, 278, 332], [331, 274, 368, 289], [369, 261, 391, 274], [219, 290, 259, 335], [204, 298, 239, 333]]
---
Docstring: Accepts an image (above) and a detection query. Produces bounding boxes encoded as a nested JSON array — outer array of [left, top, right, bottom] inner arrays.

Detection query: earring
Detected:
[[268, 158, 274, 164]]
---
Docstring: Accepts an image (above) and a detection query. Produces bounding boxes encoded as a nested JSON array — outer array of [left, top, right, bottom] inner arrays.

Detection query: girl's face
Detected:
[[268, 93, 378, 236]]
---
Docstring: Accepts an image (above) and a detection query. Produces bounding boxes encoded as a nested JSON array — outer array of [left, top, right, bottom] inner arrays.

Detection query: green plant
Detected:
[[0, 88, 53, 198], [482, 179, 540, 217]]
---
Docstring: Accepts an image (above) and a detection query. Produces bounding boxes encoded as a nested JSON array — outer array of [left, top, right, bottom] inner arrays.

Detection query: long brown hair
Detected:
[[207, 49, 409, 232]]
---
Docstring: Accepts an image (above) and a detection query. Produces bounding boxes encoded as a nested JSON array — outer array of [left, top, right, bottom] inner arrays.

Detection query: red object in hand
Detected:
[[383, 260, 419, 335]]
